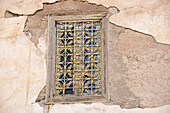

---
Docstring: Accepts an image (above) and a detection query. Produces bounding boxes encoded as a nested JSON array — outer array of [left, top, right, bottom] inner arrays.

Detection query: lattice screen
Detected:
[[55, 21, 102, 96]]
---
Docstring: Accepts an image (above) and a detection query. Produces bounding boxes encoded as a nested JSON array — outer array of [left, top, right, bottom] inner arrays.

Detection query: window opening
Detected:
[[55, 21, 102, 96], [46, 14, 108, 103]]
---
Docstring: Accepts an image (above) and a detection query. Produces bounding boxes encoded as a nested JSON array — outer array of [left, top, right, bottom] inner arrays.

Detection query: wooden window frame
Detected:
[[46, 13, 109, 104]]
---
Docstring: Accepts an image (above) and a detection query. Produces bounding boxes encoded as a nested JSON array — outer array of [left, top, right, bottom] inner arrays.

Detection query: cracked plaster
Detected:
[[117, 27, 170, 107], [0, 0, 169, 43], [0, 0, 170, 113]]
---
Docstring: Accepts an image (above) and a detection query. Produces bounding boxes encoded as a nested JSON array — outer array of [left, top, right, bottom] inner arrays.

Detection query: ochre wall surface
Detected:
[[0, 0, 169, 113]]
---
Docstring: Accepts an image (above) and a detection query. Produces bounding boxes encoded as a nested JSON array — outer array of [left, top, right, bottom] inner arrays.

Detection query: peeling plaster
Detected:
[[109, 4, 170, 44], [0, 16, 27, 38], [1, 0, 169, 44], [0, 0, 170, 112]]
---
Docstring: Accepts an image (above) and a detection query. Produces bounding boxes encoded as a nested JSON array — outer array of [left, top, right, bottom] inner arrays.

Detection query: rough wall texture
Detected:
[[107, 24, 140, 108], [1, 0, 169, 43], [108, 23, 170, 108], [88, 0, 170, 44], [118, 29, 170, 107], [0, 0, 170, 113], [24, 0, 107, 47]]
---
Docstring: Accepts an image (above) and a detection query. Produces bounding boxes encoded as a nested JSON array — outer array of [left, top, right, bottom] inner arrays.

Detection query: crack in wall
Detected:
[[116, 24, 170, 108], [1, 0, 170, 112], [24, 31, 46, 56], [119, 5, 153, 16], [23, 0, 170, 109], [26, 43, 32, 106]]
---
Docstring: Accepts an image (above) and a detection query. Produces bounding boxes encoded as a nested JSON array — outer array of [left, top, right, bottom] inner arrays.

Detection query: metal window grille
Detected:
[[55, 21, 102, 96]]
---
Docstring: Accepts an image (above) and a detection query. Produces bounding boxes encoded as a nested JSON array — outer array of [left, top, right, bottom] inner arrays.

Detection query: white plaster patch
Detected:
[[49, 103, 170, 113], [0, 16, 27, 38], [109, 6, 170, 44]]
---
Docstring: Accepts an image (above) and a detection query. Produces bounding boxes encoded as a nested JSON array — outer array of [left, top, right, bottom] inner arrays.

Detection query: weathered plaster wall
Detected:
[[88, 0, 170, 44], [1, 0, 169, 44], [118, 28, 170, 107], [0, 0, 170, 113]]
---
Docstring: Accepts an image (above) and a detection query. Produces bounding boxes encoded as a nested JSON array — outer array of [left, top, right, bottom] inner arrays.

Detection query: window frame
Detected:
[[46, 13, 108, 104]]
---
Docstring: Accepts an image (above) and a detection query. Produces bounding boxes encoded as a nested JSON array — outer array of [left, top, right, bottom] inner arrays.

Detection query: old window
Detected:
[[46, 14, 108, 104]]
